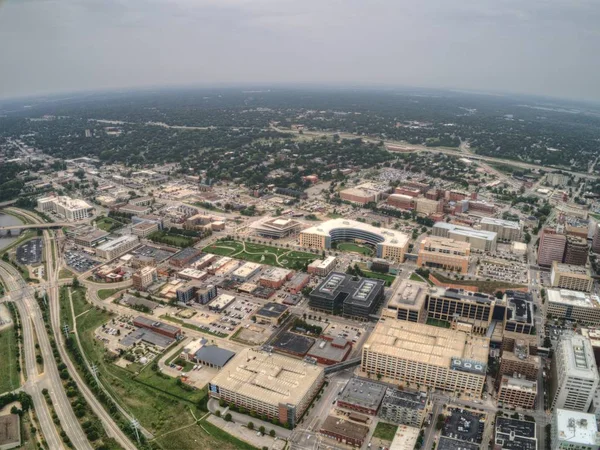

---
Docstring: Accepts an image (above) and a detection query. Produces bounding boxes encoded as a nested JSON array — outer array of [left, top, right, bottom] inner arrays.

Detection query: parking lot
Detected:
[[477, 259, 528, 284], [65, 250, 101, 272], [441, 407, 485, 445], [16, 238, 43, 265]]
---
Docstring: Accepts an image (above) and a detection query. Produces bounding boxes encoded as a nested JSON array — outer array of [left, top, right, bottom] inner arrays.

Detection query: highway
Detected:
[[7, 207, 137, 449]]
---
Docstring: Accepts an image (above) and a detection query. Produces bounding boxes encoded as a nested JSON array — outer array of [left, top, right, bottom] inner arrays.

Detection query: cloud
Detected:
[[0, 0, 599, 101]]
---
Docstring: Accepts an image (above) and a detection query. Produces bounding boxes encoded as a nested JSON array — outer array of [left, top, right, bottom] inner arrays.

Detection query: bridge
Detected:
[[0, 221, 87, 232], [324, 357, 361, 374]]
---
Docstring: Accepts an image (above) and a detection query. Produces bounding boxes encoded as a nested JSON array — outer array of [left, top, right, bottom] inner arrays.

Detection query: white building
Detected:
[[37, 196, 94, 221], [551, 334, 599, 412], [95, 235, 139, 260], [552, 409, 600, 450]]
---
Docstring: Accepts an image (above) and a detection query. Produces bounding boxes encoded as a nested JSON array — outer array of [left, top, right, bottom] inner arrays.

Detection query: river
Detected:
[[0, 212, 24, 251]]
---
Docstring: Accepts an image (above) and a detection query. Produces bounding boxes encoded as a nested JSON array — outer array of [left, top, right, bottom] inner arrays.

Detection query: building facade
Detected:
[[416, 236, 470, 274], [551, 262, 594, 292]]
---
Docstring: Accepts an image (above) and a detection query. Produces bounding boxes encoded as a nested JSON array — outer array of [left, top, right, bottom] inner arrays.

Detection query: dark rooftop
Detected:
[[194, 345, 235, 367], [381, 388, 427, 410], [256, 302, 288, 318], [495, 417, 537, 450], [320, 416, 369, 441], [271, 331, 315, 356], [438, 437, 480, 450], [339, 377, 387, 411], [121, 328, 174, 348]]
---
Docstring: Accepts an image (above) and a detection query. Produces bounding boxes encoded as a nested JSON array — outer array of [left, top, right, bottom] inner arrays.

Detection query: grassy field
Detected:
[[63, 287, 210, 444], [591, 213, 600, 221], [426, 318, 451, 329], [160, 314, 228, 338], [203, 240, 317, 270], [336, 242, 374, 256], [58, 268, 74, 279], [0, 317, 20, 394], [97, 288, 125, 300], [361, 270, 395, 286], [95, 216, 125, 232], [372, 421, 398, 441], [431, 272, 525, 294], [154, 419, 258, 450]]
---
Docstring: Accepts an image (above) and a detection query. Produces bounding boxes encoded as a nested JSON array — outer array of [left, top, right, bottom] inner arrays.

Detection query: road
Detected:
[[8, 207, 137, 448], [0, 261, 92, 449], [275, 126, 600, 180]]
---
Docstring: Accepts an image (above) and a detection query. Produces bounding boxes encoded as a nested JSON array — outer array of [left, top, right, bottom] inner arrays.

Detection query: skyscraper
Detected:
[[538, 228, 567, 267]]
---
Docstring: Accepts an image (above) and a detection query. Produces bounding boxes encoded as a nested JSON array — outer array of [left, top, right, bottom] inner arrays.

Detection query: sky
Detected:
[[1, 0, 600, 101]]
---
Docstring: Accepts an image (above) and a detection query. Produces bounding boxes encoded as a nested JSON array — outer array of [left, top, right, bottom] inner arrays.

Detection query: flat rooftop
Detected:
[[313, 272, 384, 307], [308, 256, 337, 269], [381, 388, 427, 410], [553, 262, 591, 276], [547, 288, 600, 309], [387, 279, 428, 310], [421, 235, 471, 251], [438, 437, 479, 450], [500, 376, 537, 393], [320, 415, 369, 441], [307, 339, 349, 363], [96, 235, 138, 251], [133, 316, 181, 335], [434, 222, 497, 241], [555, 409, 600, 446], [256, 302, 288, 318], [364, 319, 489, 372], [210, 348, 324, 408], [302, 219, 409, 249], [480, 217, 521, 230], [121, 327, 174, 348], [0, 414, 20, 447], [339, 377, 387, 410], [389, 425, 420, 450], [271, 331, 315, 356], [495, 417, 536, 450]]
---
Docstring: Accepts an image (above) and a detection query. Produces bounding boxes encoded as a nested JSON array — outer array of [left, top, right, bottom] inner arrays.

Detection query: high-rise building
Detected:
[[497, 376, 537, 410], [564, 235, 589, 266], [131, 266, 157, 291], [550, 334, 599, 412], [538, 228, 566, 267], [499, 339, 541, 381], [432, 222, 497, 252], [547, 289, 600, 325], [37, 195, 94, 221], [592, 223, 600, 253], [551, 262, 594, 293], [480, 217, 522, 242]]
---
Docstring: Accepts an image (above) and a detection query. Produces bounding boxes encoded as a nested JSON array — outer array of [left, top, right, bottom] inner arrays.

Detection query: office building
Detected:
[[499, 339, 541, 381], [425, 287, 495, 334], [300, 219, 409, 263], [287, 272, 310, 294], [468, 200, 497, 214], [133, 316, 181, 339], [592, 224, 600, 254], [378, 388, 428, 427], [565, 236, 589, 266], [567, 224, 589, 240], [361, 319, 488, 396], [170, 247, 203, 268], [504, 290, 535, 335], [547, 172, 569, 186], [95, 235, 139, 260], [37, 195, 94, 221], [306, 337, 352, 365], [132, 266, 157, 291], [307, 256, 337, 276], [417, 236, 471, 274], [480, 217, 522, 242], [131, 221, 159, 238], [547, 289, 600, 325], [259, 267, 294, 289], [208, 348, 324, 427], [337, 377, 387, 415], [550, 334, 599, 412], [538, 228, 567, 267], [383, 279, 428, 323], [254, 303, 288, 325], [498, 376, 537, 410], [118, 204, 152, 215], [415, 197, 443, 216], [395, 187, 421, 198], [432, 222, 497, 252], [387, 194, 416, 210], [494, 417, 537, 450], [339, 182, 389, 205], [208, 294, 236, 312], [231, 262, 262, 282], [309, 272, 385, 320], [551, 262, 594, 292], [250, 217, 302, 239], [552, 409, 600, 450], [320, 416, 369, 447]]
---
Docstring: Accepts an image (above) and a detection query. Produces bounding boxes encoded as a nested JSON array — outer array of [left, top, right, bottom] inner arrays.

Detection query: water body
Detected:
[[0, 213, 24, 251]]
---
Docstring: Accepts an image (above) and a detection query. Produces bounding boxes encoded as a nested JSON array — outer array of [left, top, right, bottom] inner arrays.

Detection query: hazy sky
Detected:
[[1, 0, 599, 101]]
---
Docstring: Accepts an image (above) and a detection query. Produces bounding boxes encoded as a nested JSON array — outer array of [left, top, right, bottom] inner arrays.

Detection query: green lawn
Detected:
[[97, 288, 125, 300], [409, 273, 434, 286], [160, 314, 228, 338], [426, 318, 451, 329], [203, 240, 317, 270], [95, 217, 125, 232], [326, 213, 344, 219], [362, 270, 395, 286], [59, 268, 74, 279], [591, 213, 600, 221], [336, 242, 374, 256], [64, 288, 210, 444], [373, 421, 398, 442], [0, 318, 20, 394], [431, 272, 525, 294]]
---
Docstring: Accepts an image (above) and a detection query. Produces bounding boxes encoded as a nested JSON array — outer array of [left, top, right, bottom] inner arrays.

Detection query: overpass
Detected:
[[0, 221, 88, 232], [324, 357, 361, 374]]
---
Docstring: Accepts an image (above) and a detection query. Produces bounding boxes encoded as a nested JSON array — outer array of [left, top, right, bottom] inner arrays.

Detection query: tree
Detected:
[[269, 429, 276, 437], [259, 426, 266, 434], [247, 422, 254, 430], [215, 410, 221, 418], [224, 413, 232, 422], [72, 277, 80, 288]]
